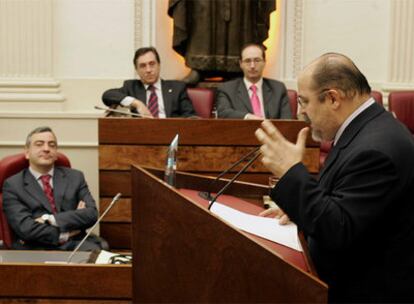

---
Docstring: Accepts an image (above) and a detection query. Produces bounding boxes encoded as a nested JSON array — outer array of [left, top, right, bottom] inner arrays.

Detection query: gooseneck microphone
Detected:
[[199, 147, 260, 201], [94, 105, 153, 118], [66, 193, 122, 264], [207, 150, 261, 210]]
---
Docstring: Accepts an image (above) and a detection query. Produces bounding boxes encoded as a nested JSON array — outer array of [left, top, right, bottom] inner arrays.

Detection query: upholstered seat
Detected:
[[0, 152, 70, 248], [388, 91, 414, 135], [187, 87, 215, 118]]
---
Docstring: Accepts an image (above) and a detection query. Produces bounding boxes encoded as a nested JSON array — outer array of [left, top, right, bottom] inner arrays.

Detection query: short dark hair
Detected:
[[240, 43, 266, 61], [311, 53, 371, 101], [26, 126, 57, 147], [133, 47, 161, 68]]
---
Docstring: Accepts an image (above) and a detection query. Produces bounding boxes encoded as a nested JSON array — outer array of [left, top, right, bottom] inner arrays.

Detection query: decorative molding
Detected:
[[134, 0, 143, 49], [0, 112, 101, 119], [0, 0, 64, 102], [134, 0, 155, 49], [0, 141, 98, 148], [381, 83, 414, 92], [0, 0, 53, 78], [388, 0, 414, 84], [292, 0, 304, 78]]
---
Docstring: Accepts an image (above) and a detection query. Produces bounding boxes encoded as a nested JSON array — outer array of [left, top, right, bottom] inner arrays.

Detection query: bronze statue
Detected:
[[168, 0, 276, 84]]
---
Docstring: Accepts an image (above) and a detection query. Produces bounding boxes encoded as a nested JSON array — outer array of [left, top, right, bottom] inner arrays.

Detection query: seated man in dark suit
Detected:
[[102, 46, 196, 118], [3, 126, 106, 251], [216, 43, 291, 119]]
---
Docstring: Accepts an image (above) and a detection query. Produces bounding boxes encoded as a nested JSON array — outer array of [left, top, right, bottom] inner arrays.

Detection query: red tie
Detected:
[[40, 175, 57, 214], [147, 85, 159, 117], [250, 84, 262, 117]]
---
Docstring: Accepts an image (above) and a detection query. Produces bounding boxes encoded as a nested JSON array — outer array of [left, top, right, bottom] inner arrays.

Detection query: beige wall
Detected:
[[1, 0, 414, 203]]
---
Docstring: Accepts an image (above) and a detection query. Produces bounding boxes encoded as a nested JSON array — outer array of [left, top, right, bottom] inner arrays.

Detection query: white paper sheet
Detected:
[[95, 250, 119, 264], [210, 202, 302, 251]]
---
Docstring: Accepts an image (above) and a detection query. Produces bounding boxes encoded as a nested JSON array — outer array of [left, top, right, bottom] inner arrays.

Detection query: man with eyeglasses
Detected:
[[216, 43, 291, 119], [256, 53, 414, 302], [102, 47, 196, 118]]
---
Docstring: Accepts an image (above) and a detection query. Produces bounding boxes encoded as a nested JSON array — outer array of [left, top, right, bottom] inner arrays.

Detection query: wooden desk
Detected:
[[0, 250, 132, 303], [98, 118, 320, 249]]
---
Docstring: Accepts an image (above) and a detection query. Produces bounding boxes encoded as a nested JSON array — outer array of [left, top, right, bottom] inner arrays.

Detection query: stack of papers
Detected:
[[210, 202, 302, 252]]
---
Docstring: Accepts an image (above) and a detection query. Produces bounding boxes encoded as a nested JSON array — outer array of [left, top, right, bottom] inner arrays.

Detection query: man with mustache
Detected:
[[216, 43, 291, 119], [255, 53, 414, 302]]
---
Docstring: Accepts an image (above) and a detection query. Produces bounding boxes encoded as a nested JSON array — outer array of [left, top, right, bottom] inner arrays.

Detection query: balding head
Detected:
[[302, 52, 371, 102]]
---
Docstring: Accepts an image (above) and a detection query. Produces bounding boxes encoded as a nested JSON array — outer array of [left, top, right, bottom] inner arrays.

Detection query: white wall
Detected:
[[301, 0, 390, 86]]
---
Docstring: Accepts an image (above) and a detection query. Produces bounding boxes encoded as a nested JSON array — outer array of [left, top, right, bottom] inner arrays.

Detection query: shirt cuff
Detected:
[[120, 96, 135, 107], [49, 214, 58, 227], [59, 232, 70, 244]]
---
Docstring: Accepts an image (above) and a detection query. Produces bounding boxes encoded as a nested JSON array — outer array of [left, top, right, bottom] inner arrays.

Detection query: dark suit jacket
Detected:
[[102, 79, 196, 117], [216, 78, 291, 119], [3, 167, 98, 249], [272, 103, 414, 302]]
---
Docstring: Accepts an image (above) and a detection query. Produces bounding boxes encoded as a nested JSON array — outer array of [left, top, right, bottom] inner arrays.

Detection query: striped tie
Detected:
[[147, 85, 159, 117], [40, 175, 57, 214]]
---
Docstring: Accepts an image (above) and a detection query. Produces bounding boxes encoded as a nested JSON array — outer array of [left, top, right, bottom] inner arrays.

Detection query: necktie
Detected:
[[147, 85, 159, 117], [40, 175, 57, 214], [250, 84, 262, 117]]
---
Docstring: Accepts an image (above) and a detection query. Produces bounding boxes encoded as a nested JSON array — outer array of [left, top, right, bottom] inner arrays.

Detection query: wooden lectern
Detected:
[[131, 166, 327, 303], [99, 118, 320, 250]]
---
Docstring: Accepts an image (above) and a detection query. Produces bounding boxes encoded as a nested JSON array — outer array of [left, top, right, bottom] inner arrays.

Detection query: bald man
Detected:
[[256, 53, 414, 302]]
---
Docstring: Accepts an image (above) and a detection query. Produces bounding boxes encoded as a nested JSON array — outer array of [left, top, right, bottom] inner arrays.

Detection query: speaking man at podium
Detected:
[[3, 126, 107, 251], [256, 53, 414, 302], [102, 47, 196, 118]]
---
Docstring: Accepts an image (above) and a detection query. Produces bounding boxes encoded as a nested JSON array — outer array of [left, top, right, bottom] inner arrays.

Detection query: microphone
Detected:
[[66, 193, 122, 264], [199, 147, 260, 201], [94, 105, 153, 118], [207, 150, 261, 210]]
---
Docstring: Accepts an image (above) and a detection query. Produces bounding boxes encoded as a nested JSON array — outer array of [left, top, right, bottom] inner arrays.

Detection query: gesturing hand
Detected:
[[255, 120, 309, 178]]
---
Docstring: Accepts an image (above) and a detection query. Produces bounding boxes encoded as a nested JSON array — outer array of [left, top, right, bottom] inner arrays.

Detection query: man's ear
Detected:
[[24, 147, 29, 160], [328, 89, 341, 109]]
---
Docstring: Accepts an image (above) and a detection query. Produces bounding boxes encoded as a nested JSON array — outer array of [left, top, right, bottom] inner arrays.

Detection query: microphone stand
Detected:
[[94, 105, 153, 118], [208, 151, 261, 210], [199, 147, 260, 201], [66, 193, 122, 264]]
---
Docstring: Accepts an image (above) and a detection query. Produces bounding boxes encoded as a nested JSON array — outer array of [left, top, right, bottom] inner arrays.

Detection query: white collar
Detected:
[[334, 97, 376, 145]]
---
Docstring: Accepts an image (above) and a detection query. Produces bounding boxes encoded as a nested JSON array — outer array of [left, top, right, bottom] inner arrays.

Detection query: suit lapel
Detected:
[[23, 170, 54, 213], [237, 79, 252, 112], [262, 79, 273, 118], [135, 81, 147, 105], [161, 80, 174, 117], [53, 167, 67, 213]]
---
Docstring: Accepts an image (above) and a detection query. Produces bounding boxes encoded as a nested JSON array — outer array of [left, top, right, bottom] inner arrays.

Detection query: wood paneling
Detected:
[[0, 264, 131, 300], [100, 223, 131, 249], [99, 145, 320, 173], [99, 118, 320, 250]]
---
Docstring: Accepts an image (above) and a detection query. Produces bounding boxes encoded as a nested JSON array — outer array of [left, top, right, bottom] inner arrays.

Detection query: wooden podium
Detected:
[[99, 118, 320, 250], [131, 166, 327, 303]]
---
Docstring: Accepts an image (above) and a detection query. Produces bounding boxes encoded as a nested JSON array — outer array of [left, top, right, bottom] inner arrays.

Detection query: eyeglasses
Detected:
[[297, 89, 331, 109], [241, 58, 264, 65]]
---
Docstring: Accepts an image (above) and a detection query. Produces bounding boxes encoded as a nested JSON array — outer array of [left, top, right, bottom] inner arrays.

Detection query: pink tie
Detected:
[[250, 84, 262, 117], [40, 175, 57, 214]]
